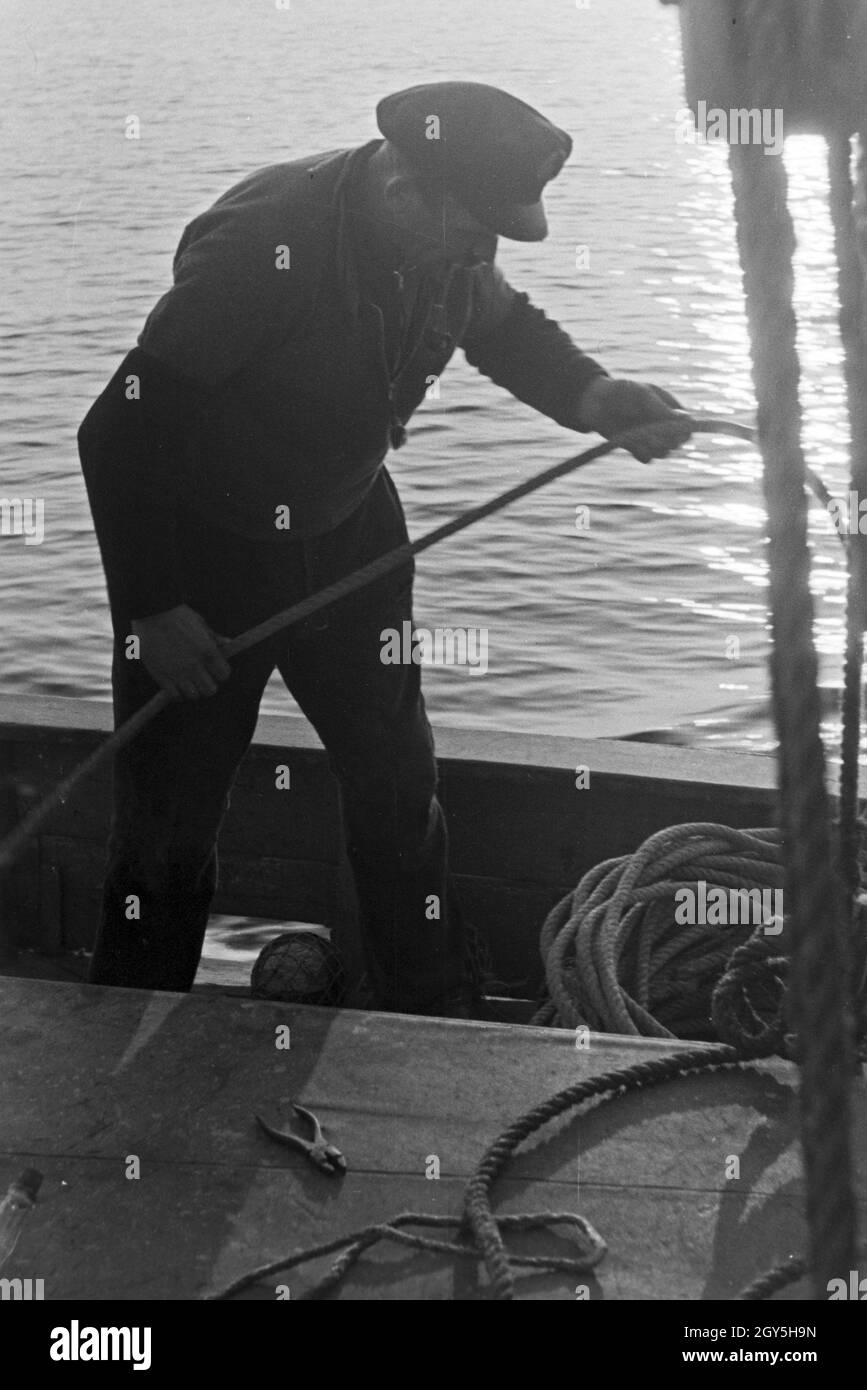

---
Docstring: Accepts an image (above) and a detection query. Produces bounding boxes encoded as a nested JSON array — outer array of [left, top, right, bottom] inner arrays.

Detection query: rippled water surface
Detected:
[[1, 0, 855, 753]]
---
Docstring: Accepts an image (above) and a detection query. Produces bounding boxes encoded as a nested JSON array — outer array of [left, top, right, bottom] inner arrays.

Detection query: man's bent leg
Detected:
[[276, 472, 469, 1014], [287, 661, 466, 1014], [333, 690, 460, 1014], [90, 636, 274, 991]]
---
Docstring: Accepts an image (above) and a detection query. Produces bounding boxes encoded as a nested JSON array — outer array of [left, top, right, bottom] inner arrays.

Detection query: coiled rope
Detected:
[[532, 823, 788, 1053]]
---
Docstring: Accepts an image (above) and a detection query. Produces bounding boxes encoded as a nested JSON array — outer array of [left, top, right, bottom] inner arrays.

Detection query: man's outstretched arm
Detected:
[[461, 264, 693, 462]]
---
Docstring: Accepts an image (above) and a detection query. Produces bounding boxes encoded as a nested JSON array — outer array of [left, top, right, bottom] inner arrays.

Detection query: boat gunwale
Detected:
[[0, 692, 778, 795]]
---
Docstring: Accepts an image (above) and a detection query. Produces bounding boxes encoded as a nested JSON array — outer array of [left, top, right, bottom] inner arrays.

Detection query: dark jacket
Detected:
[[79, 140, 607, 618]]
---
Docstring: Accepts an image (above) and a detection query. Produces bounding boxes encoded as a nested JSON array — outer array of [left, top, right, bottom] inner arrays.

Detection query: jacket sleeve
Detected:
[[460, 263, 609, 430]]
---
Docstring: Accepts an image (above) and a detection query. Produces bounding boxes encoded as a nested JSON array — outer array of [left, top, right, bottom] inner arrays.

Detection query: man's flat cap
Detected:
[[376, 81, 572, 241]]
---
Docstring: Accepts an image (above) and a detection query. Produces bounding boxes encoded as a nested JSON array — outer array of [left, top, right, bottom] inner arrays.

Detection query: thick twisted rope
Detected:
[[737, 1257, 808, 1302], [460, 1044, 746, 1301], [206, 1210, 606, 1301], [729, 140, 856, 1296], [532, 823, 785, 1046], [712, 928, 790, 1056], [829, 135, 867, 920], [851, 134, 867, 1013], [830, 133, 867, 1011]]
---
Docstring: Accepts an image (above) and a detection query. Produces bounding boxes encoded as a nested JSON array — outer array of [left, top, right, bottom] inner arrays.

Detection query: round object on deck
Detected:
[[251, 932, 345, 1005]]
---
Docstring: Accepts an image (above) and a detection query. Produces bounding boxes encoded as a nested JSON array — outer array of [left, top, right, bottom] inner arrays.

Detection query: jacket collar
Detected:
[[304, 140, 464, 325], [330, 139, 384, 319]]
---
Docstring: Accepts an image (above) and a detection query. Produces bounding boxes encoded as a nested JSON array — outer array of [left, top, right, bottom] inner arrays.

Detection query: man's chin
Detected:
[[403, 254, 448, 276]]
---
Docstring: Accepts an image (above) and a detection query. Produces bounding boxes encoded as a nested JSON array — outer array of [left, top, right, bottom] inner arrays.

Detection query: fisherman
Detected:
[[78, 81, 692, 1016]]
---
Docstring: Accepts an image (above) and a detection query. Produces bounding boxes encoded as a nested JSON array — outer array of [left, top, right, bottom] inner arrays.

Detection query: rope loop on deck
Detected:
[[207, 1043, 743, 1301], [460, 1043, 744, 1301]]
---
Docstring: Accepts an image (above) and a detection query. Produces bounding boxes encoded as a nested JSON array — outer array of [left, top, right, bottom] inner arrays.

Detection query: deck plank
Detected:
[[1, 977, 863, 1300]]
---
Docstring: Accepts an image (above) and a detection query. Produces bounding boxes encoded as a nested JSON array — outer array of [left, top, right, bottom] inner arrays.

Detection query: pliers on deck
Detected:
[[255, 1103, 347, 1177]]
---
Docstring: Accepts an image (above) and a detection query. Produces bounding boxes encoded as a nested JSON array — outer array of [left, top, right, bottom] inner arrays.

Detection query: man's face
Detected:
[[391, 181, 498, 271]]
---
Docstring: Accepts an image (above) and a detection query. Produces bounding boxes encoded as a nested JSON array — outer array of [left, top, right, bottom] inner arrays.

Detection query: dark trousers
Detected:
[[89, 469, 468, 1013]]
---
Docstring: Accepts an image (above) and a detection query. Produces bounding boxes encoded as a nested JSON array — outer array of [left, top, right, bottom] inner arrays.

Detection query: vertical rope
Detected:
[[853, 134, 867, 1010], [828, 135, 867, 924], [728, 140, 857, 1297]]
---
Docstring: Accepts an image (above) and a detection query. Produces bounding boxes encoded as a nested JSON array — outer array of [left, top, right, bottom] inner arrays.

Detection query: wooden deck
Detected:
[[3, 976, 864, 1300]]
